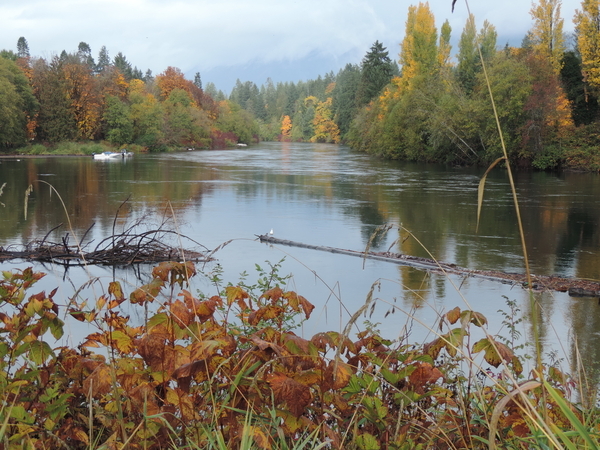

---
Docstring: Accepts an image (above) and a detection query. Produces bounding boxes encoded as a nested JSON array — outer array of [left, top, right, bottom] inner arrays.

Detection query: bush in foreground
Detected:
[[0, 262, 596, 449]]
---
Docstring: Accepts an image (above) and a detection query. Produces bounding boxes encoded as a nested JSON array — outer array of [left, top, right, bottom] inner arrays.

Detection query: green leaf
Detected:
[[544, 380, 599, 450], [48, 316, 64, 340], [355, 432, 380, 450], [28, 340, 54, 365], [147, 312, 169, 330], [109, 330, 134, 354], [472, 337, 513, 367]]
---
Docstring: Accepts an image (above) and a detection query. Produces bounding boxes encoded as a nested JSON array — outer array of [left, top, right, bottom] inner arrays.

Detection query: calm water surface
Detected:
[[1, 142, 599, 381]]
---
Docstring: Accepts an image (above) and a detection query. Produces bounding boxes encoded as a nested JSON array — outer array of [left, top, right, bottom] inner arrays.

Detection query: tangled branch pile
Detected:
[[0, 221, 210, 266]]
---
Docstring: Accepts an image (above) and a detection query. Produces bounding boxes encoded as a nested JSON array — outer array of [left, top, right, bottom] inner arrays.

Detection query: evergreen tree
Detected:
[[113, 52, 133, 80], [204, 81, 218, 99], [332, 63, 361, 137], [16, 37, 30, 58], [144, 69, 154, 83], [194, 72, 202, 90], [560, 51, 599, 124], [132, 66, 143, 80], [356, 41, 395, 107], [97, 46, 110, 73]]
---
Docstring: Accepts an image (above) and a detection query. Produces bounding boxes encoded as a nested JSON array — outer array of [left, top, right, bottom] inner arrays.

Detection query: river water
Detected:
[[1, 142, 599, 382]]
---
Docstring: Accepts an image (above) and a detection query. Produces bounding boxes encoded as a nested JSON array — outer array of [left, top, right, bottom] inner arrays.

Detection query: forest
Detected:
[[1, 0, 600, 170]]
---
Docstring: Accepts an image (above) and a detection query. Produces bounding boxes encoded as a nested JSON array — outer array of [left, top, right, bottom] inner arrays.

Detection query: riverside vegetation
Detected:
[[0, 258, 598, 449], [2, 0, 600, 171]]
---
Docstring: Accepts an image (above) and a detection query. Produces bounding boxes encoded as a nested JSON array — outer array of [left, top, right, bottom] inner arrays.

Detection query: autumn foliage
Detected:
[[0, 261, 584, 449]]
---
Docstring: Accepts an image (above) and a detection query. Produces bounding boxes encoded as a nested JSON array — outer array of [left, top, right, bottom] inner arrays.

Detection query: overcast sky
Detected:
[[1, 0, 580, 93]]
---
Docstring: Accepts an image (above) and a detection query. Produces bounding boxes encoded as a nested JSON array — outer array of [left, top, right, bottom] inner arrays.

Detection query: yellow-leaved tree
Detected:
[[529, 0, 565, 72], [280, 115, 292, 140], [399, 2, 438, 89], [311, 98, 340, 143], [574, 0, 600, 95]]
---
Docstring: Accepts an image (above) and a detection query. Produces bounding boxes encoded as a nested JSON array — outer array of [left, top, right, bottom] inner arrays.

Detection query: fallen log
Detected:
[[257, 234, 600, 298]]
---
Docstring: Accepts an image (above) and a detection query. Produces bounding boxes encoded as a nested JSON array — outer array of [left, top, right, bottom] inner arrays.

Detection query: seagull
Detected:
[[269, 229, 274, 236]]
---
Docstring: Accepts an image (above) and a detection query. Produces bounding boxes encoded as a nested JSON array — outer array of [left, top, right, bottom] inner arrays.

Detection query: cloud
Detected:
[[0, 0, 581, 91]]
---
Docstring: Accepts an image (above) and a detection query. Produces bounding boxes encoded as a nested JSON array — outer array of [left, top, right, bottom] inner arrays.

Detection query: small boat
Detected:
[[93, 150, 133, 160]]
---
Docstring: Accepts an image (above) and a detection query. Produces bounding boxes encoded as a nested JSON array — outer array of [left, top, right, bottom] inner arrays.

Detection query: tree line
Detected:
[[2, 0, 600, 170], [229, 0, 600, 169], [0, 41, 258, 151]]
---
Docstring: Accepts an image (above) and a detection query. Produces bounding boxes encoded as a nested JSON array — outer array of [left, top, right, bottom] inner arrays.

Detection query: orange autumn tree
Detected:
[[280, 115, 292, 140], [156, 66, 197, 103], [63, 61, 102, 139]]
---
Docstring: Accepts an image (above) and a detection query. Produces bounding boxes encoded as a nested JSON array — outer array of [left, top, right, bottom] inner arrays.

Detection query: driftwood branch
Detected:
[[0, 225, 211, 267], [257, 234, 600, 298]]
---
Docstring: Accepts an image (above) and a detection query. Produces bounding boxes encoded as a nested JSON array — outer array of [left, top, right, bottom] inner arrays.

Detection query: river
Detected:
[[1, 142, 599, 383]]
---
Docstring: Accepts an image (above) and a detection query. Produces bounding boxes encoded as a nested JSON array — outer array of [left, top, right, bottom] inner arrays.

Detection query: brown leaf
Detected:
[[261, 287, 284, 303], [130, 278, 164, 304], [325, 358, 353, 390], [129, 382, 161, 415], [136, 333, 175, 373], [172, 360, 210, 392], [282, 333, 312, 354], [296, 293, 315, 320], [250, 425, 272, 450], [170, 299, 192, 327], [108, 281, 125, 302], [267, 372, 312, 418], [250, 335, 285, 358], [247, 305, 284, 325], [409, 362, 443, 393], [83, 364, 112, 397], [152, 261, 196, 286], [443, 306, 461, 328], [423, 337, 445, 360]]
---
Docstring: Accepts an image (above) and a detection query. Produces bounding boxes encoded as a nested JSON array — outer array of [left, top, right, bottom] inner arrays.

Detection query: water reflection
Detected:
[[1, 143, 600, 386]]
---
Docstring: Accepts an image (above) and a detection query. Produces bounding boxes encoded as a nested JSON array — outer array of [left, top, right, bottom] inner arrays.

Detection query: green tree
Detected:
[[457, 15, 497, 94], [356, 41, 396, 107], [130, 90, 164, 147], [77, 42, 95, 68], [97, 45, 110, 73], [216, 100, 258, 144], [529, 0, 565, 72], [438, 20, 452, 67], [113, 52, 133, 80], [194, 72, 202, 90], [16, 37, 29, 59], [332, 63, 361, 137], [32, 56, 77, 143], [0, 57, 37, 147], [104, 95, 133, 145], [560, 51, 599, 124]]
